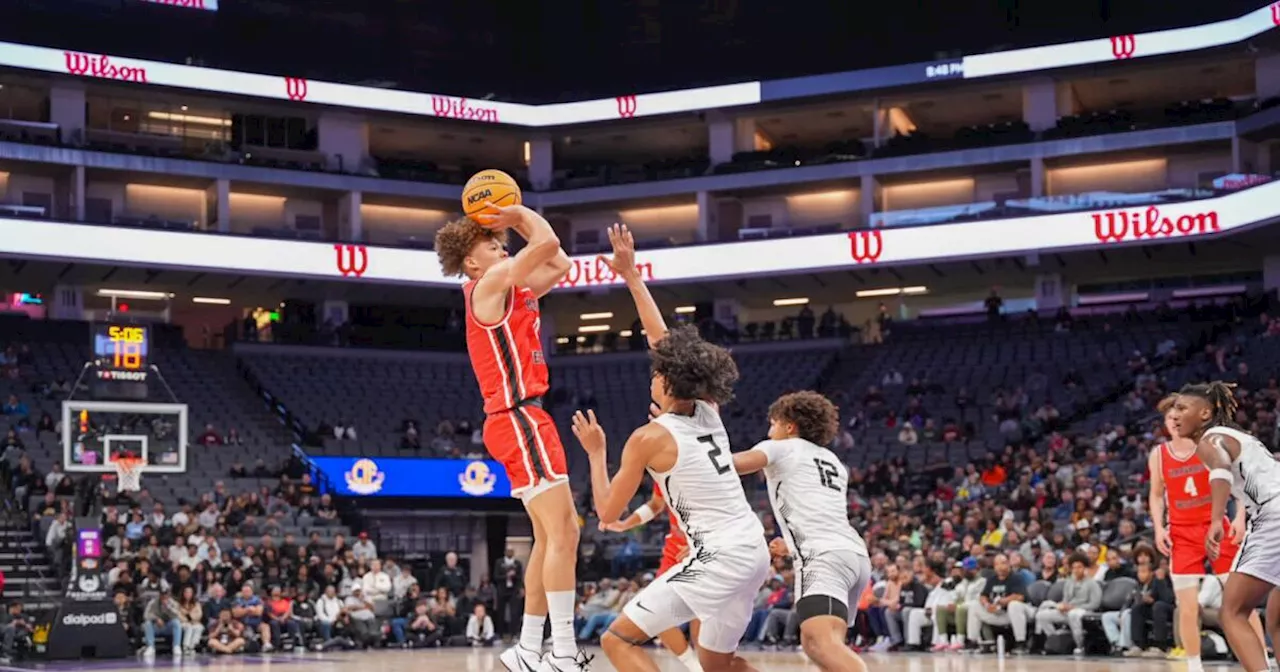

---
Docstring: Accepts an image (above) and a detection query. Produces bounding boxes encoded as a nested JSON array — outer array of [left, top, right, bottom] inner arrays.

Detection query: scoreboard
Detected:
[[91, 322, 149, 398]]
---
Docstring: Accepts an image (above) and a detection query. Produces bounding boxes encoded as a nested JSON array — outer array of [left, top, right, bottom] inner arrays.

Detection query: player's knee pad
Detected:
[[795, 595, 849, 625]]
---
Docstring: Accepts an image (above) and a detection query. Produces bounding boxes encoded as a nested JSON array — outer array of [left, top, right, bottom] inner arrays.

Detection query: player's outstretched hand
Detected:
[[473, 202, 533, 231], [596, 223, 637, 277], [572, 409, 606, 458], [768, 537, 789, 558], [1154, 526, 1173, 556]]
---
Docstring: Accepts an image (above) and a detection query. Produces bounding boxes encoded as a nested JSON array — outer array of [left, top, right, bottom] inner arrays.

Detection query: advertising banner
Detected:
[[309, 456, 513, 499]]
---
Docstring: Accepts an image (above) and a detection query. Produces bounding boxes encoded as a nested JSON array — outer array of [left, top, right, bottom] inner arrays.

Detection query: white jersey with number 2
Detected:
[[755, 438, 869, 563], [649, 400, 765, 551]]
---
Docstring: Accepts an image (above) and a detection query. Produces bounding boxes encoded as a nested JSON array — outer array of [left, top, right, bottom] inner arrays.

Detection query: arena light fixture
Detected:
[[772, 297, 809, 306], [579, 312, 614, 320], [96, 289, 173, 300], [856, 287, 903, 298], [192, 296, 231, 305], [619, 330, 633, 337], [555, 337, 570, 345], [903, 286, 928, 294], [575, 336, 587, 344], [147, 111, 231, 126], [674, 306, 696, 314], [578, 324, 610, 333]]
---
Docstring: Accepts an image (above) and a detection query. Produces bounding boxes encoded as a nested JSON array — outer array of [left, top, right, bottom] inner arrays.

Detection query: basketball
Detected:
[[462, 169, 522, 225]]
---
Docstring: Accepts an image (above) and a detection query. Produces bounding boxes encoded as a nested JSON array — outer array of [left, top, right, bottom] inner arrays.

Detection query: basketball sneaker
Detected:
[[500, 643, 543, 672], [1168, 647, 1187, 660], [538, 650, 594, 671]]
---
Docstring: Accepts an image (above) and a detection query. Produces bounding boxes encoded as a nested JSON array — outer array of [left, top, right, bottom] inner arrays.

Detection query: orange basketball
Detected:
[[462, 169, 522, 225]]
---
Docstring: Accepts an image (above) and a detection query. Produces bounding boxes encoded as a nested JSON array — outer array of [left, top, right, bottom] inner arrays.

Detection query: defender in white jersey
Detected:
[[733, 391, 869, 672], [572, 326, 769, 672], [1172, 382, 1280, 672]]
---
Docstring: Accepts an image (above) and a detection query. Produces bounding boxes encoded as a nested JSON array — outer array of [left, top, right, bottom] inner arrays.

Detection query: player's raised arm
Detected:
[[475, 204, 569, 298], [599, 223, 667, 347], [572, 410, 663, 525]]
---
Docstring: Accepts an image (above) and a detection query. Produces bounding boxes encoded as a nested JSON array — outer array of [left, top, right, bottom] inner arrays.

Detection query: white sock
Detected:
[[678, 648, 703, 672], [547, 591, 578, 658], [520, 614, 546, 652], [1186, 655, 1203, 672]]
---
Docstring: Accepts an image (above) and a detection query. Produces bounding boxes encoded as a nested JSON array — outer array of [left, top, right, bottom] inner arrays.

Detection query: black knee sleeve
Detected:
[[605, 627, 651, 647]]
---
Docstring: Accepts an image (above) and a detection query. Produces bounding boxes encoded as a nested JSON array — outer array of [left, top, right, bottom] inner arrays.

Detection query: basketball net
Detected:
[[114, 457, 143, 494]]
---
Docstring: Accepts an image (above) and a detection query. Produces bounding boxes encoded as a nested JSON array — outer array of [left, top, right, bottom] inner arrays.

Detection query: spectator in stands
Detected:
[[352, 532, 378, 561], [427, 586, 459, 637], [387, 559, 416, 599], [577, 579, 620, 641], [1, 395, 28, 418], [757, 574, 795, 646], [434, 551, 465, 596], [333, 420, 357, 441], [207, 610, 246, 655], [176, 585, 204, 655], [142, 590, 182, 657], [0, 602, 32, 663], [466, 603, 495, 647], [232, 582, 273, 652], [315, 584, 342, 641], [361, 559, 392, 601], [1105, 560, 1173, 656], [888, 563, 930, 649], [44, 511, 71, 575], [343, 585, 380, 648], [970, 553, 1033, 652], [1034, 553, 1102, 655], [266, 586, 301, 651], [196, 424, 224, 446], [897, 422, 918, 446]]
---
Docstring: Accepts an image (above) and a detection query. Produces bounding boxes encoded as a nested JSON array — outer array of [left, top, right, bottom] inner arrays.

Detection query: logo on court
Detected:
[[334, 244, 368, 278], [847, 230, 883, 264], [1110, 35, 1137, 59], [284, 77, 309, 101], [616, 95, 638, 118], [1092, 207, 1220, 243], [459, 461, 497, 496], [63, 52, 148, 83], [344, 458, 385, 495]]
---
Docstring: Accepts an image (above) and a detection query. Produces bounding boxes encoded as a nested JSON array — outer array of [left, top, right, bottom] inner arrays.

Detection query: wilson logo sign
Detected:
[[284, 78, 308, 101], [430, 97, 499, 123], [847, 230, 884, 264], [556, 258, 654, 289], [333, 245, 369, 278], [1110, 35, 1137, 59], [63, 52, 147, 83], [1092, 207, 1220, 243]]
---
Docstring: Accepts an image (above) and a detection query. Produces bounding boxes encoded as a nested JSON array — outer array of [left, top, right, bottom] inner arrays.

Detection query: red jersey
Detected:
[[1159, 441, 1214, 526], [653, 486, 687, 547], [464, 282, 549, 415]]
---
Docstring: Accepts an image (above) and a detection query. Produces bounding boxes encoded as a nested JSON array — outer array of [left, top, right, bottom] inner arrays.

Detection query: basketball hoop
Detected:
[[114, 456, 144, 494]]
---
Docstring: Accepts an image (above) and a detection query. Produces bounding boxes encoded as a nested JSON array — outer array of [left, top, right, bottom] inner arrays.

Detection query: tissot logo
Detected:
[[333, 244, 368, 278], [430, 96, 499, 123], [64, 52, 148, 83], [1092, 207, 1220, 243], [557, 258, 653, 289], [1110, 35, 1137, 59], [284, 77, 308, 101], [616, 95, 638, 118], [847, 230, 883, 264]]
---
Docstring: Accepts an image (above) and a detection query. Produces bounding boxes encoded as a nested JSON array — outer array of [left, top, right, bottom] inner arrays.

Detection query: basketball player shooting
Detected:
[[433, 204, 589, 672], [1171, 382, 1280, 672], [593, 223, 704, 672], [1148, 394, 1259, 669], [572, 326, 769, 672], [732, 391, 870, 672]]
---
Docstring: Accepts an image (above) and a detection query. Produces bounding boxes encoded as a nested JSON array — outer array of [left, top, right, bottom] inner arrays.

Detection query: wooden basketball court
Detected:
[[3, 648, 1234, 672]]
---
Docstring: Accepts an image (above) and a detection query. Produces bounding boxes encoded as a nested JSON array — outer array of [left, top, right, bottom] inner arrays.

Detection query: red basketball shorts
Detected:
[[1170, 518, 1241, 578], [483, 404, 567, 498]]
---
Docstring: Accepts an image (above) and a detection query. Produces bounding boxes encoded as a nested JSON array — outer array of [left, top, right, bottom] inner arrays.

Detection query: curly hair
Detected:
[[649, 325, 738, 405], [1066, 551, 1091, 568], [768, 391, 839, 447], [433, 217, 508, 277], [1179, 381, 1239, 429]]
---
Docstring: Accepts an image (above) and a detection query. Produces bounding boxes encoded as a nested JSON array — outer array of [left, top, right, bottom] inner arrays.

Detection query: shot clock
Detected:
[[91, 322, 150, 399]]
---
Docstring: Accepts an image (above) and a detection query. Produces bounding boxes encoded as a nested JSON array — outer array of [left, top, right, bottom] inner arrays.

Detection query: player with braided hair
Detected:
[[1170, 382, 1280, 672], [1150, 393, 1254, 667]]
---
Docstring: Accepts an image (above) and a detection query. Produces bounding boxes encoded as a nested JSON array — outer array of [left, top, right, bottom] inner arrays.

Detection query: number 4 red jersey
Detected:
[[1159, 440, 1213, 526], [463, 282, 549, 414]]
